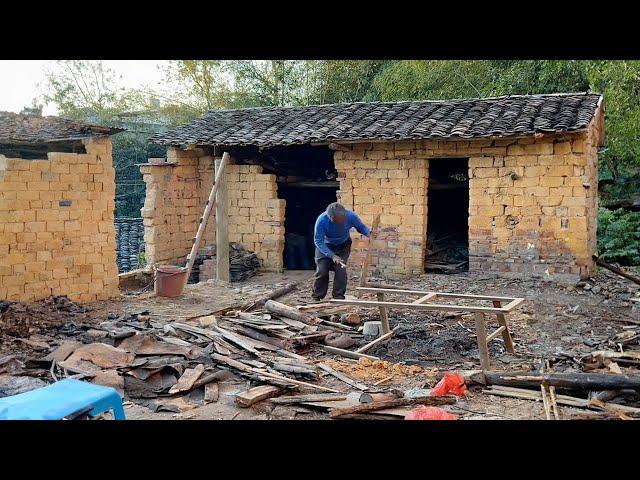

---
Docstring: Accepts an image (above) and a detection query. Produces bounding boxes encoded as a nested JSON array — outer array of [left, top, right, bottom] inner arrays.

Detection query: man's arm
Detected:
[[314, 216, 335, 258], [351, 212, 372, 237]]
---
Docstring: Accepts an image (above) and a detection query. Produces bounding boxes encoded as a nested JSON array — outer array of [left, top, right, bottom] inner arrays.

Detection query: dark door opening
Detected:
[[280, 185, 337, 270], [426, 158, 469, 273], [225, 144, 338, 270]]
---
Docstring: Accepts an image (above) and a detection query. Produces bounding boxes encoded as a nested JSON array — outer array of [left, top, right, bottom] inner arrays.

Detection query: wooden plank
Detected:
[[501, 298, 525, 311], [216, 156, 230, 283], [330, 299, 512, 314], [318, 345, 379, 361], [269, 393, 347, 405], [474, 312, 490, 371], [356, 287, 521, 303], [492, 300, 515, 353], [412, 293, 438, 304], [169, 364, 205, 394], [486, 326, 506, 343], [256, 370, 341, 393], [329, 395, 456, 418], [359, 214, 380, 288], [205, 383, 219, 402], [317, 362, 368, 391], [235, 385, 281, 407], [355, 327, 397, 354], [184, 152, 229, 281], [377, 292, 390, 334]]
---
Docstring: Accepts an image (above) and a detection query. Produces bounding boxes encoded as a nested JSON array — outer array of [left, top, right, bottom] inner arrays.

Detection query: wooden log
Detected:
[[318, 345, 379, 361], [329, 396, 456, 418], [241, 283, 299, 311], [473, 371, 640, 391], [265, 300, 321, 325], [593, 255, 640, 286], [317, 362, 369, 391], [358, 391, 402, 403], [216, 156, 230, 283], [269, 393, 347, 405], [184, 152, 229, 282], [359, 214, 380, 288], [235, 385, 281, 407]]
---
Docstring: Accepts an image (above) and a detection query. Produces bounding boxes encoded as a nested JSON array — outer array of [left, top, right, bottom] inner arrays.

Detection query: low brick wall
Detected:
[[0, 137, 119, 302]]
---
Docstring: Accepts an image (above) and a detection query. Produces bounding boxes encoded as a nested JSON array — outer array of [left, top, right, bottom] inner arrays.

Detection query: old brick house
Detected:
[[143, 93, 604, 281], [0, 112, 121, 302]]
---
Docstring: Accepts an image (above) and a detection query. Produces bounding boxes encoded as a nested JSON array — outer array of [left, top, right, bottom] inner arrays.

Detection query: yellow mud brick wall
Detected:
[[141, 148, 285, 272], [0, 137, 119, 303], [335, 120, 601, 281], [335, 143, 428, 277], [466, 133, 598, 280]]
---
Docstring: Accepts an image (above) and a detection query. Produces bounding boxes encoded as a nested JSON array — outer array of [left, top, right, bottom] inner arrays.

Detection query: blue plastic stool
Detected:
[[0, 378, 126, 420]]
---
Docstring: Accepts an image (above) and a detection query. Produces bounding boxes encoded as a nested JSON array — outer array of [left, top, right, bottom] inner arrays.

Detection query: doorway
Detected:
[[426, 158, 469, 273]]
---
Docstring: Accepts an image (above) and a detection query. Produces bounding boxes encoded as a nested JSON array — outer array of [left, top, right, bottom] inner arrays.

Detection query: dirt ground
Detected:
[[1, 267, 639, 420]]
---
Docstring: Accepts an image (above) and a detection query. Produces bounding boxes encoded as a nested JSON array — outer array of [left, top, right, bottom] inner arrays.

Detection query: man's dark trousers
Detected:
[[312, 238, 352, 300]]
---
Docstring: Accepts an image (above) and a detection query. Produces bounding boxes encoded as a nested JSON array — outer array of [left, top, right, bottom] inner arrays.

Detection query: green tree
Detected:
[[42, 60, 167, 218], [585, 61, 640, 180]]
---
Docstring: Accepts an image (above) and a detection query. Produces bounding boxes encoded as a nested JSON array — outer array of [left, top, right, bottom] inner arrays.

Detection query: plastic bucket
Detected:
[[155, 265, 187, 297]]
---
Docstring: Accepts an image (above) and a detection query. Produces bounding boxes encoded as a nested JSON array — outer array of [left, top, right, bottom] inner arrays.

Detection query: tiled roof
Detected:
[[150, 92, 602, 147], [0, 111, 123, 144]]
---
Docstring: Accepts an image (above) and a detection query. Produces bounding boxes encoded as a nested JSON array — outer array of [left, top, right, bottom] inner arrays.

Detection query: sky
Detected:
[[0, 60, 170, 115]]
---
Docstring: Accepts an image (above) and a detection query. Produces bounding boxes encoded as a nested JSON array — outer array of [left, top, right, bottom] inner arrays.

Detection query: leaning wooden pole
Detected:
[[216, 156, 230, 282], [359, 213, 381, 288], [593, 255, 640, 286], [183, 152, 230, 282]]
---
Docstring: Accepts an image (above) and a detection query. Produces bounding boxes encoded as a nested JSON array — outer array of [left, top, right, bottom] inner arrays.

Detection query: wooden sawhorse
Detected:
[[330, 287, 524, 370]]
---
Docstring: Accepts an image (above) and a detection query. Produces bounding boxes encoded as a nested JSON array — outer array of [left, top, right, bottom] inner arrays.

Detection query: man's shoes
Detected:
[[332, 295, 345, 300], [311, 296, 323, 302]]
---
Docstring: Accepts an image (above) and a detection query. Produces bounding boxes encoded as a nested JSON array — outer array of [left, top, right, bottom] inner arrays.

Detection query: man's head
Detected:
[[326, 202, 346, 225]]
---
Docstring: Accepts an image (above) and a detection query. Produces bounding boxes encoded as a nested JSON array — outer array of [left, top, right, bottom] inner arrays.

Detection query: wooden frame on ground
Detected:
[[330, 287, 524, 370]]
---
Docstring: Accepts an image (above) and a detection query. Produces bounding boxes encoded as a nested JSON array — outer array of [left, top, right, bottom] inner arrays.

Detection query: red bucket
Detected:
[[155, 265, 187, 297]]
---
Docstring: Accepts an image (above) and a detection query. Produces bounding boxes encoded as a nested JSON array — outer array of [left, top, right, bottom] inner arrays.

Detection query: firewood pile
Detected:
[[2, 285, 455, 417], [190, 243, 262, 284]]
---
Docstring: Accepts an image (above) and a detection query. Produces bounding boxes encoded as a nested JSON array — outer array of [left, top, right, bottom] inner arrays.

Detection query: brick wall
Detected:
[[141, 105, 602, 282], [335, 149, 428, 277], [335, 112, 602, 281], [140, 148, 285, 272], [0, 137, 119, 302]]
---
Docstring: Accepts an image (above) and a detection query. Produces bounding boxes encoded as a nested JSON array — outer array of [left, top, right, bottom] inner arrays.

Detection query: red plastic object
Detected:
[[430, 372, 467, 397], [155, 265, 187, 297], [405, 406, 458, 420]]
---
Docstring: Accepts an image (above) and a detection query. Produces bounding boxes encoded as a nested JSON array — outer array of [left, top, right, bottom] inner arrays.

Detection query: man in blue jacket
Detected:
[[312, 202, 371, 300]]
